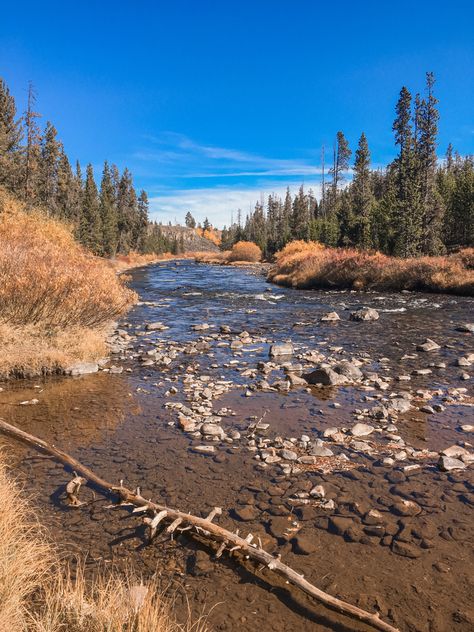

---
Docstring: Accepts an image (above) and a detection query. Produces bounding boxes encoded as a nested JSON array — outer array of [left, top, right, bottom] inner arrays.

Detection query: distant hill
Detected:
[[157, 224, 220, 252]]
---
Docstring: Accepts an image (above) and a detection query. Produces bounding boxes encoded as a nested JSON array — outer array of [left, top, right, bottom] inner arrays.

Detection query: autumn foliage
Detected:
[[0, 189, 136, 377], [227, 240, 262, 262], [269, 240, 474, 295]]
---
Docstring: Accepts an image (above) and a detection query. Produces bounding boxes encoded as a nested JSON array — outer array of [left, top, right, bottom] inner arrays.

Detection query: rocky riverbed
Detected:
[[1, 259, 473, 631]]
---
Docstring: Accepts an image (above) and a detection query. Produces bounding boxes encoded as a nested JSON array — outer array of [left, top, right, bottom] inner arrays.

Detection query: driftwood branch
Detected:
[[0, 418, 399, 632]]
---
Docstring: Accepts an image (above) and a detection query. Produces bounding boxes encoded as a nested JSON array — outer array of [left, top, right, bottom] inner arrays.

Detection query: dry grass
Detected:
[[0, 323, 107, 379], [0, 188, 137, 378], [0, 455, 208, 632], [269, 240, 474, 295]]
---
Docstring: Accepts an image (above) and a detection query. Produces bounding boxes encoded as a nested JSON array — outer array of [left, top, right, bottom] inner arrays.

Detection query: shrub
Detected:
[[269, 240, 474, 295], [0, 190, 136, 329], [227, 241, 262, 263]]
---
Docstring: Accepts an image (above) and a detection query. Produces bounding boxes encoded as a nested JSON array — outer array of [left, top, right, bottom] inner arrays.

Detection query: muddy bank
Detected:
[[1, 260, 473, 631]]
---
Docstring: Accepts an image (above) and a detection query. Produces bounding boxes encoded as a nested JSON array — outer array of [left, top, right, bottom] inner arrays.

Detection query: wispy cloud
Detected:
[[131, 132, 325, 226]]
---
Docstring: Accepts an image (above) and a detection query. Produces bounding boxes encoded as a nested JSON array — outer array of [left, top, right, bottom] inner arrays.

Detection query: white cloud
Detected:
[[149, 181, 323, 227]]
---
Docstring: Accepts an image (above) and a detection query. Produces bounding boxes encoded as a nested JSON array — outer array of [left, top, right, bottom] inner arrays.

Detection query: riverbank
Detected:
[[0, 190, 136, 379], [268, 241, 474, 296]]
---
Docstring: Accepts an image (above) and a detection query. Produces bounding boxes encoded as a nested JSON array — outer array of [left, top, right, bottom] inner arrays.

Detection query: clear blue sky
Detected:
[[1, 1, 473, 226]]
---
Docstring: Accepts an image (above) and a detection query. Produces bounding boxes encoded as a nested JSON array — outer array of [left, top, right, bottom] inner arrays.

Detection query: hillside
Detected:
[[157, 224, 220, 252]]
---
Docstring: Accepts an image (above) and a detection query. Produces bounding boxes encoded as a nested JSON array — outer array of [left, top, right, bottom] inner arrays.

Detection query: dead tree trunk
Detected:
[[0, 418, 399, 632]]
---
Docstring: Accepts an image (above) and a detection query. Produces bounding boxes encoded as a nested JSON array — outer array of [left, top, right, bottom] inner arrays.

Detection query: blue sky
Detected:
[[1, 1, 473, 226]]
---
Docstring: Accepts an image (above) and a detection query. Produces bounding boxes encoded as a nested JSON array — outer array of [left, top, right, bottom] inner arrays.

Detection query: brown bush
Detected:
[[0, 191, 136, 329], [227, 241, 262, 263], [269, 240, 474, 295]]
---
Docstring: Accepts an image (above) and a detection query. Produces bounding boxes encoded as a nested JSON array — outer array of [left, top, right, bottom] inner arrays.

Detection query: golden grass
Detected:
[[0, 455, 208, 632], [0, 323, 107, 379], [0, 188, 137, 378], [268, 240, 474, 295]]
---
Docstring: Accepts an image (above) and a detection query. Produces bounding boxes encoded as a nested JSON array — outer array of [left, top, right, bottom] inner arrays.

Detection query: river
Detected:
[[1, 260, 473, 631]]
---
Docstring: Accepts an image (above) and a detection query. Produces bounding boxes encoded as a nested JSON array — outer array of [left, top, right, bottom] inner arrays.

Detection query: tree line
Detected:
[[221, 73, 473, 258], [0, 77, 175, 256]]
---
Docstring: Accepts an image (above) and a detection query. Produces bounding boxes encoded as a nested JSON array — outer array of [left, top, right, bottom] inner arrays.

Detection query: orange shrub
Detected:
[[227, 241, 262, 263], [0, 190, 136, 328], [269, 240, 474, 296]]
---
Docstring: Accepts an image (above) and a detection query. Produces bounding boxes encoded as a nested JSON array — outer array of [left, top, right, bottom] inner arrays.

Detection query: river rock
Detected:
[[388, 398, 412, 414], [310, 445, 334, 457], [350, 307, 380, 322], [416, 338, 440, 352], [201, 423, 224, 437], [438, 455, 466, 471], [334, 361, 363, 381], [320, 311, 340, 322], [292, 533, 318, 555], [269, 342, 294, 357], [66, 361, 99, 376], [328, 516, 354, 536], [456, 323, 474, 333], [280, 448, 298, 461], [303, 367, 346, 386], [146, 322, 168, 331], [391, 540, 421, 558], [351, 423, 375, 437], [441, 445, 470, 458], [233, 505, 259, 521], [191, 445, 216, 455]]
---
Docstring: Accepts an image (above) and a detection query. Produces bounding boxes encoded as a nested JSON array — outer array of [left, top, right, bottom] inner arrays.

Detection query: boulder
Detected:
[[66, 362, 99, 376], [146, 322, 168, 331], [456, 323, 474, 333], [320, 311, 340, 322], [349, 307, 380, 322], [416, 338, 440, 352], [438, 455, 466, 471], [351, 423, 375, 437], [334, 361, 363, 381], [269, 342, 294, 357], [303, 367, 346, 386]]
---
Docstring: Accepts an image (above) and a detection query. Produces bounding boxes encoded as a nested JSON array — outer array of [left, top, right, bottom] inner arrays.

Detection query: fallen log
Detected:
[[0, 418, 399, 632]]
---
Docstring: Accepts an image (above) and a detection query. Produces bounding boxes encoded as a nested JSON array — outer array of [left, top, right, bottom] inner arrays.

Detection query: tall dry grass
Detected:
[[0, 189, 136, 378], [269, 240, 474, 295], [112, 251, 177, 272], [0, 455, 207, 632]]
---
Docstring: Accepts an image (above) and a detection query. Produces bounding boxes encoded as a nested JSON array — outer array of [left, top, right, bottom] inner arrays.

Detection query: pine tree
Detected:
[[55, 148, 75, 220], [185, 211, 196, 228], [99, 161, 118, 256], [0, 78, 22, 190], [38, 121, 60, 213], [80, 164, 102, 253], [392, 86, 422, 257], [291, 185, 310, 240], [417, 73, 445, 254], [23, 82, 42, 205], [136, 190, 149, 252], [351, 133, 374, 249], [203, 217, 211, 231]]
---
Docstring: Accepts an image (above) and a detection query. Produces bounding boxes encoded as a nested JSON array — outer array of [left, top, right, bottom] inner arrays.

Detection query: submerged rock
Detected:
[[66, 361, 99, 376]]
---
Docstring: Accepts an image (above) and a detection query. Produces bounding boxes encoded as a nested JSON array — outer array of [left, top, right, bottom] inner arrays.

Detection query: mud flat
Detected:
[[1, 259, 473, 631]]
